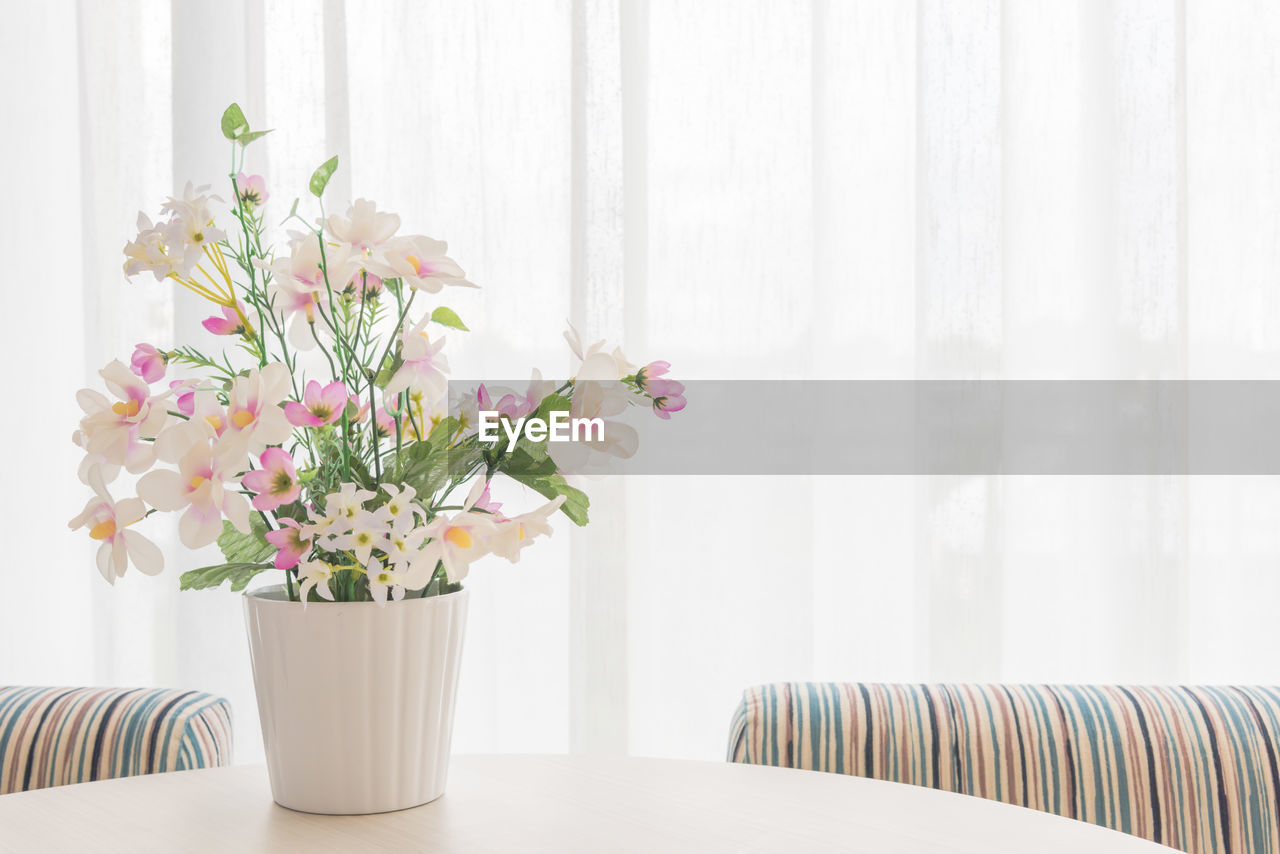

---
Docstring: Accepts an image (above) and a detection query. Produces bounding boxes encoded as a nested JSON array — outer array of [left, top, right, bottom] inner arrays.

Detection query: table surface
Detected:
[[0, 755, 1177, 853]]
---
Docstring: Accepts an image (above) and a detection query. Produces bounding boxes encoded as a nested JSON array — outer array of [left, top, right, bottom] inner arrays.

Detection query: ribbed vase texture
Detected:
[[243, 585, 469, 814]]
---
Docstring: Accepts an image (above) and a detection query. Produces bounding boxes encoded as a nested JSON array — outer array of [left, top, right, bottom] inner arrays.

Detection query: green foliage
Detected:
[[180, 562, 272, 592], [306, 430, 378, 506], [532, 393, 572, 421], [388, 418, 456, 497], [237, 129, 274, 147], [217, 515, 275, 564], [180, 516, 278, 592], [309, 155, 339, 197], [221, 103, 249, 140], [430, 306, 469, 331], [503, 466, 590, 526], [495, 437, 590, 526]]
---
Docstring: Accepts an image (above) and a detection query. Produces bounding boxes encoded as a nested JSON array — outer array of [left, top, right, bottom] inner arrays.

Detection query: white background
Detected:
[[2, 0, 1279, 764]]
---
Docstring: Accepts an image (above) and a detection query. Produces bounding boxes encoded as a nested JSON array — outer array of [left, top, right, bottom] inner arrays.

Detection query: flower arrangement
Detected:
[[70, 104, 684, 604]]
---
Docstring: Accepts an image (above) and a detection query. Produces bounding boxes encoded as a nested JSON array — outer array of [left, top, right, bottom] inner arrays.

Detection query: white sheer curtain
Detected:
[[3, 0, 1279, 764]]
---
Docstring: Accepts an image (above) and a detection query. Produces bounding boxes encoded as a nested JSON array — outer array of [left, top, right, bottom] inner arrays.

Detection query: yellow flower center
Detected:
[[405, 254, 421, 272], [112, 400, 141, 418], [189, 475, 207, 491], [517, 524, 527, 542], [206, 414, 223, 431], [89, 520, 117, 540], [444, 526, 473, 549], [231, 409, 256, 429]]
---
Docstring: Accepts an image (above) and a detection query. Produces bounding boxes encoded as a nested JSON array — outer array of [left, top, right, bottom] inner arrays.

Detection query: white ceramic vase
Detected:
[[243, 584, 469, 814]]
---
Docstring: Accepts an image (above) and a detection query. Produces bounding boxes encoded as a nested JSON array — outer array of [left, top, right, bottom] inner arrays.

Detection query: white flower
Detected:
[[330, 509, 389, 565], [160, 182, 226, 270], [154, 386, 227, 463], [376, 483, 424, 531], [326, 199, 400, 258], [122, 213, 185, 280], [548, 350, 638, 473], [318, 483, 377, 530], [366, 557, 408, 605], [220, 363, 294, 460], [403, 546, 443, 590], [76, 360, 169, 474], [384, 315, 449, 403], [564, 323, 634, 379], [72, 428, 120, 486], [257, 232, 356, 350], [298, 559, 336, 602], [420, 510, 496, 583], [68, 466, 163, 583], [373, 235, 475, 293], [137, 440, 250, 548], [384, 524, 430, 567], [488, 495, 566, 563]]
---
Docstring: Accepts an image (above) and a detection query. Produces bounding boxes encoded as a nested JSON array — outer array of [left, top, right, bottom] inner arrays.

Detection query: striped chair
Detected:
[[728, 683, 1280, 854], [0, 686, 233, 794]]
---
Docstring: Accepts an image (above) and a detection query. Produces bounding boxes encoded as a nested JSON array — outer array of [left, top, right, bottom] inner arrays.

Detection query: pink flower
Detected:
[[477, 383, 534, 421], [241, 448, 301, 511], [345, 270, 384, 300], [384, 316, 449, 403], [235, 173, 268, 210], [285, 380, 349, 427], [348, 394, 369, 424], [471, 481, 503, 516], [635, 362, 685, 419], [170, 380, 197, 416], [130, 344, 167, 384], [264, 518, 311, 570], [203, 304, 248, 336], [374, 407, 396, 440], [635, 361, 671, 393], [648, 378, 686, 420]]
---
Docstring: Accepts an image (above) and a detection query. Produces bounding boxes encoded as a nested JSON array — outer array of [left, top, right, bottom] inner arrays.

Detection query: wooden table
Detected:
[[0, 755, 1176, 852]]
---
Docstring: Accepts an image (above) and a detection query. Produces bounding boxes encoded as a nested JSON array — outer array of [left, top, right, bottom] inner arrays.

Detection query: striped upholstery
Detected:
[[0, 687, 233, 794], [728, 683, 1280, 854]]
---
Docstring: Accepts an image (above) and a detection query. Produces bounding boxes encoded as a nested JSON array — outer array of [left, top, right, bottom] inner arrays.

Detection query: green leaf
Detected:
[[533, 393, 572, 421], [216, 516, 274, 565], [503, 468, 590, 526], [279, 197, 300, 226], [309, 155, 339, 197], [502, 445, 558, 477], [180, 562, 272, 592], [238, 129, 274, 147], [497, 444, 590, 526], [389, 430, 451, 497], [221, 103, 250, 140], [430, 307, 469, 331]]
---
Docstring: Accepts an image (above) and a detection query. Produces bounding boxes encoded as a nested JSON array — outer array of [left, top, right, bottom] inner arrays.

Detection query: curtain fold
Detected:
[[2, 0, 1278, 764]]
